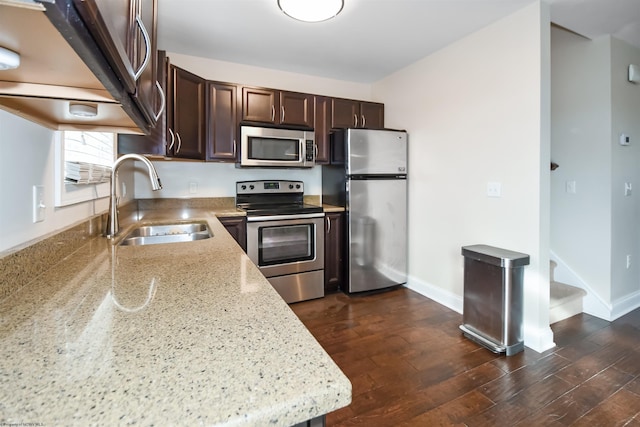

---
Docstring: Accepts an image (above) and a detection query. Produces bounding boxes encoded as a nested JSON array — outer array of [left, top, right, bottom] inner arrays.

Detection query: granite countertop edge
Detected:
[[0, 208, 351, 426]]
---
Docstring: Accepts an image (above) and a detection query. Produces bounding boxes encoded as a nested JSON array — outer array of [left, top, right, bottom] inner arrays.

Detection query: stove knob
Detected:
[[250, 185, 255, 190], [289, 184, 294, 189], [241, 185, 247, 190], [296, 184, 301, 189]]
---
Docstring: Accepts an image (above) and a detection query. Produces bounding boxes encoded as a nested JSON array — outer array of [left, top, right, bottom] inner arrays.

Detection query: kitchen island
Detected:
[[0, 208, 351, 426]]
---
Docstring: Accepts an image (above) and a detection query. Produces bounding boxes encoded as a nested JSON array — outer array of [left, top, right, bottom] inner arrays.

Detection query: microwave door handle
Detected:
[[300, 140, 304, 162]]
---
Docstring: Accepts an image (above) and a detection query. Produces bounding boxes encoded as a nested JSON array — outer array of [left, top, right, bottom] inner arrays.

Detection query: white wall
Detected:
[[610, 37, 640, 314], [550, 28, 613, 314], [0, 109, 110, 253], [166, 53, 373, 100], [134, 161, 321, 198], [373, 1, 554, 352], [551, 29, 640, 321]]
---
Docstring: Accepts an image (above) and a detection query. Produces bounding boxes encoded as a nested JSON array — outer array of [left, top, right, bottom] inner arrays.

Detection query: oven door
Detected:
[[246, 214, 324, 278]]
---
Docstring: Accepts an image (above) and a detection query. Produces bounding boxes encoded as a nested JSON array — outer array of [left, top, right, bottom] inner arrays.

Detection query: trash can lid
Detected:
[[461, 244, 530, 268]]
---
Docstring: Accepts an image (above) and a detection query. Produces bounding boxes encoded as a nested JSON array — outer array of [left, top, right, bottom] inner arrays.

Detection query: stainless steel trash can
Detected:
[[459, 244, 530, 356]]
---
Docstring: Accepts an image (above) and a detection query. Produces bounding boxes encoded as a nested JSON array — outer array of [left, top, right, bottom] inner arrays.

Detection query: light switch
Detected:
[[566, 181, 576, 194], [32, 185, 45, 223], [625, 182, 632, 196], [487, 182, 501, 198]]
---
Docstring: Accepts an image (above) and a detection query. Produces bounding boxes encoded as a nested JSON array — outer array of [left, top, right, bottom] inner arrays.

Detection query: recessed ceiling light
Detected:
[[277, 0, 343, 23], [0, 47, 20, 71], [69, 103, 98, 118]]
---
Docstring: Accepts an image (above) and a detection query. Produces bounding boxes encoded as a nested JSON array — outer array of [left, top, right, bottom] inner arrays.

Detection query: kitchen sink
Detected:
[[118, 222, 212, 246]]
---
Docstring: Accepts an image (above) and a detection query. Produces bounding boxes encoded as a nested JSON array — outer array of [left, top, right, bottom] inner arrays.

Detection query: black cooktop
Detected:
[[235, 180, 323, 217]]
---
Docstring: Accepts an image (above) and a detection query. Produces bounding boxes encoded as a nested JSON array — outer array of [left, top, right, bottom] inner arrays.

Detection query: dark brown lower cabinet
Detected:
[[218, 216, 246, 252], [324, 212, 345, 293]]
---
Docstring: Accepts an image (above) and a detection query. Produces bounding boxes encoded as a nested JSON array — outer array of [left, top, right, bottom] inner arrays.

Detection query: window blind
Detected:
[[63, 131, 114, 184]]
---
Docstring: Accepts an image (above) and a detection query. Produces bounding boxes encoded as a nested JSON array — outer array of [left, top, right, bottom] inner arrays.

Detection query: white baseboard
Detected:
[[405, 275, 556, 353], [405, 276, 463, 314], [523, 325, 556, 353], [611, 290, 640, 320]]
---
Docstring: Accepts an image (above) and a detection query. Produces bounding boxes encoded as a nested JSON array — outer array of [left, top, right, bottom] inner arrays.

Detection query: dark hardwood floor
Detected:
[[290, 287, 640, 426]]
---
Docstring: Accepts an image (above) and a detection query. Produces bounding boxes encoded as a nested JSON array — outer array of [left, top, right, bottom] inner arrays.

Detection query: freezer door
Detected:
[[347, 178, 407, 293], [346, 129, 407, 176]]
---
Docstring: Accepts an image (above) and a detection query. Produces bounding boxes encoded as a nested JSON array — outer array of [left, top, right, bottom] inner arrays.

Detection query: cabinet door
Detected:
[[324, 212, 345, 293], [218, 216, 247, 251], [279, 91, 314, 128], [360, 101, 384, 129], [73, 0, 157, 125], [129, 0, 158, 126], [73, 0, 136, 92], [117, 50, 167, 155], [207, 82, 238, 161], [170, 66, 206, 160], [314, 96, 331, 164], [331, 98, 360, 129], [242, 87, 277, 124]]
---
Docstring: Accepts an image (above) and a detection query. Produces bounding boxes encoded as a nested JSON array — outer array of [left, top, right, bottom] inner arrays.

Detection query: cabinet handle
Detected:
[[361, 114, 366, 128], [281, 105, 285, 123], [175, 132, 182, 154], [271, 105, 275, 122], [133, 15, 151, 81], [154, 81, 165, 122], [233, 139, 236, 156], [167, 128, 175, 151], [326, 217, 331, 234], [353, 114, 358, 128]]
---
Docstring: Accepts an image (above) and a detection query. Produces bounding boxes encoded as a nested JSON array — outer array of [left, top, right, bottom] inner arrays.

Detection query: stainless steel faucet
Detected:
[[106, 154, 162, 239]]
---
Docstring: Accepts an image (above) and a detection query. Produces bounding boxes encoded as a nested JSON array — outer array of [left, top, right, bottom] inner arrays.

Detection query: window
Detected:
[[54, 131, 115, 207]]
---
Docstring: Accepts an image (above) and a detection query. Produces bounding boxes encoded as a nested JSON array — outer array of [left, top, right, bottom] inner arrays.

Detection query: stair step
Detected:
[[550, 280, 586, 324]]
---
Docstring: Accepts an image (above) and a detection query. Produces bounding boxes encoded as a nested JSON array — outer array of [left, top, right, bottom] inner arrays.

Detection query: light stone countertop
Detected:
[[0, 209, 351, 426]]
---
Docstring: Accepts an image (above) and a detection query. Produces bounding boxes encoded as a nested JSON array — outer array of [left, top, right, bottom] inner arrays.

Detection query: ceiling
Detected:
[[157, 0, 640, 84]]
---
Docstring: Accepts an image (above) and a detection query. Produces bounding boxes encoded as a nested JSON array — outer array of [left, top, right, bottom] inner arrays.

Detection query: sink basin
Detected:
[[118, 222, 212, 246]]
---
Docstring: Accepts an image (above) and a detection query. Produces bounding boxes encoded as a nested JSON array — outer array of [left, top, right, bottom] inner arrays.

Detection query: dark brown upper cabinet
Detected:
[[242, 86, 314, 128], [131, 0, 159, 126], [117, 50, 168, 155], [73, 0, 160, 129], [167, 65, 206, 160], [206, 82, 238, 161], [331, 98, 384, 130], [314, 96, 332, 164]]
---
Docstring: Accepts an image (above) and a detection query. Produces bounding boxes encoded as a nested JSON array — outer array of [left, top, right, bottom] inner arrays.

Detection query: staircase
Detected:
[[549, 260, 587, 324]]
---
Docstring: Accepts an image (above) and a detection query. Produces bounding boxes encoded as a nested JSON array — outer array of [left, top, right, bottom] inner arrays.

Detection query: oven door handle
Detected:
[[246, 212, 325, 222]]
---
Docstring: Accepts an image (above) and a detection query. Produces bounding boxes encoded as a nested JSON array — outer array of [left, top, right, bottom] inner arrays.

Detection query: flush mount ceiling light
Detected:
[[69, 103, 98, 118], [0, 47, 20, 71], [277, 0, 344, 23]]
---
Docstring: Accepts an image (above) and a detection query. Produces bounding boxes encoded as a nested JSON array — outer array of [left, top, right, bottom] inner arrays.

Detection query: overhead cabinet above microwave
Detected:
[[0, 0, 161, 134], [242, 86, 315, 129]]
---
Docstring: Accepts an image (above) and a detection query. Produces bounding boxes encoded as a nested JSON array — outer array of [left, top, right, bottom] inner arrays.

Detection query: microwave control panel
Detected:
[[306, 140, 315, 161]]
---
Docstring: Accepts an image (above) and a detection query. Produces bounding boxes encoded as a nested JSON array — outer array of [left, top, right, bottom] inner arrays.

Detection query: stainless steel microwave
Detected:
[[240, 126, 316, 168]]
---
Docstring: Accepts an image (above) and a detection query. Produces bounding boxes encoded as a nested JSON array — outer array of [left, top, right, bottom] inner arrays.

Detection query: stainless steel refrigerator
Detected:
[[323, 128, 408, 293]]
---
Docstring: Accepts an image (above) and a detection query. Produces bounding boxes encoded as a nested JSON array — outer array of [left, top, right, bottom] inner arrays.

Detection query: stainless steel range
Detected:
[[236, 180, 325, 303]]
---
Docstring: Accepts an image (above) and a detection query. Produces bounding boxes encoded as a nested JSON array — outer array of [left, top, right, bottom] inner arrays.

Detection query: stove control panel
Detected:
[[236, 180, 304, 195]]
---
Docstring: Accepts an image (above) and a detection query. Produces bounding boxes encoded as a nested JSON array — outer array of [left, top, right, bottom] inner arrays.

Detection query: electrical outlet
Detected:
[[487, 182, 501, 198], [189, 181, 198, 194], [566, 181, 577, 194], [627, 254, 632, 269], [625, 182, 632, 196], [32, 185, 45, 223]]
